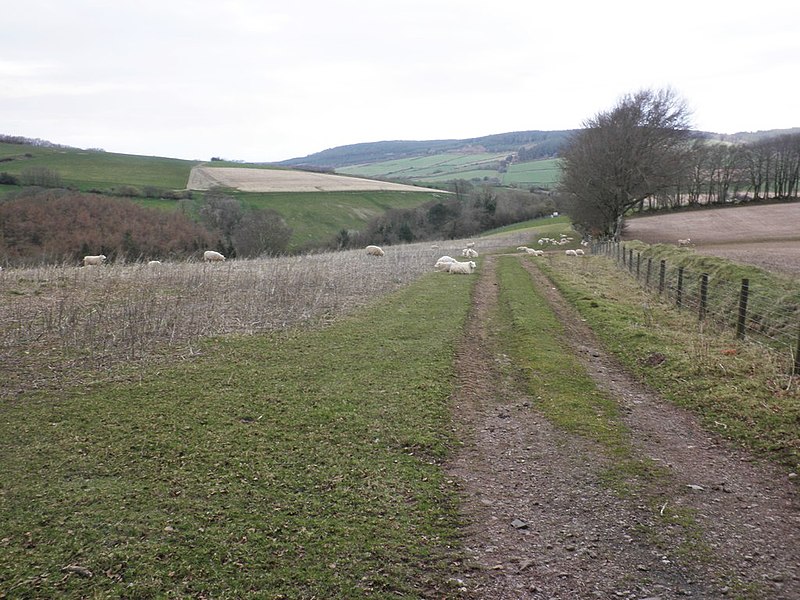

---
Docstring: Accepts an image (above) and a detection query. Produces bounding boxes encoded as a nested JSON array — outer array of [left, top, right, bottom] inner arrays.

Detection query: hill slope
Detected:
[[276, 130, 572, 170]]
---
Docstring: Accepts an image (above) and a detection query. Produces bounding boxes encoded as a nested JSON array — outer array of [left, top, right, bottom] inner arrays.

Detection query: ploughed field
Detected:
[[622, 203, 800, 277]]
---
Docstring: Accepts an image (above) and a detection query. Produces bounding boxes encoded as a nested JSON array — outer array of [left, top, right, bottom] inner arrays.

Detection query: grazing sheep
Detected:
[[203, 250, 226, 262], [678, 238, 692, 247], [83, 254, 107, 266], [147, 260, 162, 266], [447, 260, 477, 274], [517, 246, 530, 252], [434, 255, 457, 271], [465, 241, 475, 248], [565, 249, 578, 256], [365, 245, 385, 256], [526, 248, 544, 256], [462, 248, 478, 258], [575, 249, 585, 256]]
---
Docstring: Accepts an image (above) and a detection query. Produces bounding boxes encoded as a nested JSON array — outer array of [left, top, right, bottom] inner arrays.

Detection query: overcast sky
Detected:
[[3, 0, 798, 163]]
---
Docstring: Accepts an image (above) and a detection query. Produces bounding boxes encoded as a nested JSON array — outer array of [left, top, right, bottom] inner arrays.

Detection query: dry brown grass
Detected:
[[187, 166, 444, 193], [0, 233, 533, 399]]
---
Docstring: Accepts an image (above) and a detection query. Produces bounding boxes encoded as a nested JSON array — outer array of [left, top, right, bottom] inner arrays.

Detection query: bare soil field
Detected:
[[623, 203, 800, 277], [187, 166, 444, 193]]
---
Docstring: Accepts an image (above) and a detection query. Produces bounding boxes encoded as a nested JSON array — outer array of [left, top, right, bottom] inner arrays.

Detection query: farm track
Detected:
[[447, 254, 800, 599]]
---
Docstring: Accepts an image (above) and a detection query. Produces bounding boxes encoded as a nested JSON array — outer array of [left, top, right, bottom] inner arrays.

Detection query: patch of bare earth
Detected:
[[623, 203, 800, 277], [447, 255, 800, 599], [186, 166, 444, 193]]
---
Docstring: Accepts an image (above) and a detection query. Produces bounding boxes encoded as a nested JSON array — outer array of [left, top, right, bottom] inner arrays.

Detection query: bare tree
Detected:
[[198, 188, 243, 252], [231, 208, 292, 257], [559, 88, 694, 239]]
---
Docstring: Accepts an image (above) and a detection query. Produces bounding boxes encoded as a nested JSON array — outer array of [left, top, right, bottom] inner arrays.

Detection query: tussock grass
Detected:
[[617, 241, 800, 350], [0, 270, 475, 598], [2, 238, 530, 400]]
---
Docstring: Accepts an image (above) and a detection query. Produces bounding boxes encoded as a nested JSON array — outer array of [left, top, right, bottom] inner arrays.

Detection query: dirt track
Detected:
[[448, 255, 800, 599]]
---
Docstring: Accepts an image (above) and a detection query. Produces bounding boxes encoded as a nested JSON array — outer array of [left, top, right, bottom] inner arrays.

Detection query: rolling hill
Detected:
[[276, 130, 571, 189]]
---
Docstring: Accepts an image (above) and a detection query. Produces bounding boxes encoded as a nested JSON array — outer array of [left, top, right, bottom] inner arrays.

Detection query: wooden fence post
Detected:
[[794, 321, 800, 376], [658, 260, 666, 294], [676, 266, 684, 308], [699, 273, 709, 321], [636, 252, 641, 279], [646, 258, 652, 288], [628, 248, 634, 273], [737, 278, 749, 340]]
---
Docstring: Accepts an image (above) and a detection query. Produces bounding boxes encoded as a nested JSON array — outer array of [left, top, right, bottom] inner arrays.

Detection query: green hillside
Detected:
[[0, 140, 447, 253], [339, 154, 562, 188], [196, 189, 449, 249], [0, 142, 196, 192]]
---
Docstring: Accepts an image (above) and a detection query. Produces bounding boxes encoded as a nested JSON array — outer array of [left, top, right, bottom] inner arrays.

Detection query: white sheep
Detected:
[[575, 249, 585, 256], [203, 250, 226, 262], [516, 246, 530, 252], [365, 245, 385, 256], [147, 260, 162, 266], [678, 238, 692, 247], [447, 260, 477, 275], [526, 248, 544, 256], [83, 254, 107, 266], [565, 249, 578, 256], [461, 248, 478, 258], [434, 255, 457, 271], [465, 241, 475, 248]]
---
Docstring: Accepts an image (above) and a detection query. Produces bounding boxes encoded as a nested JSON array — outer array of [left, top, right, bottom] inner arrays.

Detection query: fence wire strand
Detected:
[[596, 241, 800, 375]]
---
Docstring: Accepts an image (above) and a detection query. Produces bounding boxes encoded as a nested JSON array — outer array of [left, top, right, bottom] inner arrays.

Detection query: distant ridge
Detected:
[[275, 130, 574, 169]]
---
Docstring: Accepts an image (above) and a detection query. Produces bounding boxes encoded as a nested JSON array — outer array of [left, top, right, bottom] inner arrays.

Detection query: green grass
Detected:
[[337, 153, 562, 187], [502, 158, 562, 187], [0, 273, 475, 598], [337, 153, 508, 180], [482, 215, 571, 239], [213, 189, 446, 249], [0, 143, 196, 191]]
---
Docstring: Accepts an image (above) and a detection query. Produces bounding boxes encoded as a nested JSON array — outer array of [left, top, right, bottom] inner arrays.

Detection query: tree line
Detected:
[[559, 88, 800, 239], [330, 184, 556, 250], [0, 188, 293, 266]]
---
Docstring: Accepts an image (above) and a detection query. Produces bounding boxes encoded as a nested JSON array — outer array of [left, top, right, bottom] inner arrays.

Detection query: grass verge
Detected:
[[0, 273, 474, 599], [538, 254, 799, 474]]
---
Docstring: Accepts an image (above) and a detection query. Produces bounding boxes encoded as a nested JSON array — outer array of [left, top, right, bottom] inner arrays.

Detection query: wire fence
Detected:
[[593, 241, 800, 376]]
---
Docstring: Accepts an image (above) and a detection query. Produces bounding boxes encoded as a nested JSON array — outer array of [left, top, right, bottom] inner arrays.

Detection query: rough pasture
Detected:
[[187, 166, 444, 193], [0, 233, 531, 400], [622, 203, 800, 276]]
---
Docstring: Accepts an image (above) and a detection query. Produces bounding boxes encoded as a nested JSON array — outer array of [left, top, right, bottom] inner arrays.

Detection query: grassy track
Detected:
[[492, 257, 666, 493], [0, 273, 474, 598]]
